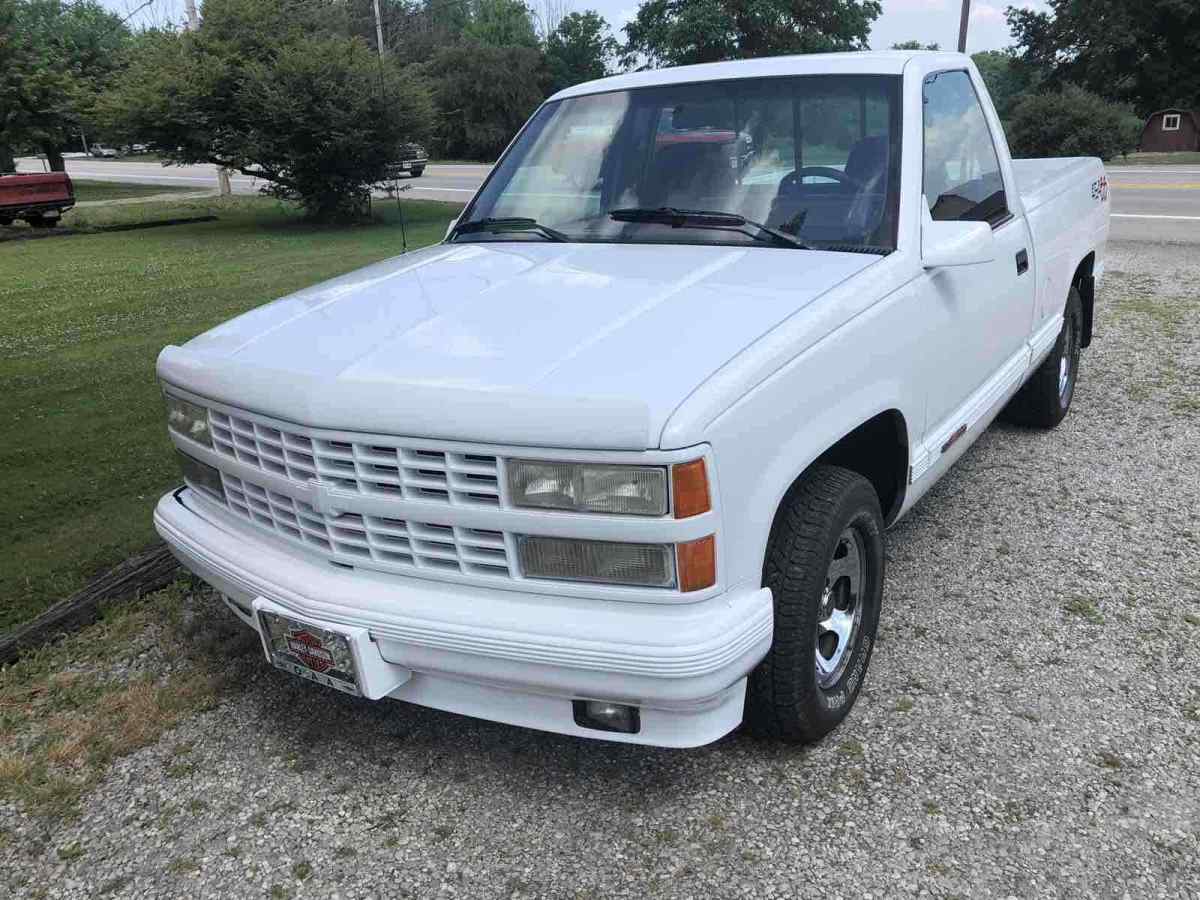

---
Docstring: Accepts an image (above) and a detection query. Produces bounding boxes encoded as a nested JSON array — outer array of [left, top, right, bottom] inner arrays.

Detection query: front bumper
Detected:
[[155, 488, 772, 747]]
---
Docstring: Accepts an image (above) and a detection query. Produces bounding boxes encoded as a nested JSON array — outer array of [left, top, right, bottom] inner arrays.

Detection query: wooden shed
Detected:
[[1138, 109, 1200, 153]]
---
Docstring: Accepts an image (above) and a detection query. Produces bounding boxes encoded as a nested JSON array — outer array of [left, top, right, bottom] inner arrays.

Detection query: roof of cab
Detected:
[[549, 50, 970, 101]]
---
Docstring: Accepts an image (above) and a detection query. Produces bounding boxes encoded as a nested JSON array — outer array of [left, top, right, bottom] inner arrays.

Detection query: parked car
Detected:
[[154, 52, 1108, 748], [655, 105, 756, 172], [385, 142, 428, 179], [89, 144, 120, 158], [131, 143, 149, 154], [0, 172, 74, 227]]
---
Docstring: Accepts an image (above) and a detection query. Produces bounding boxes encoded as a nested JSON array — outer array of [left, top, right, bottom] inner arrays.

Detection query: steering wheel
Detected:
[[781, 166, 861, 189]]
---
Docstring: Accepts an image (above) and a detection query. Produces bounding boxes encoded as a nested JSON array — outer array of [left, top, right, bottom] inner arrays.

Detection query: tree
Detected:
[[422, 43, 545, 160], [363, 0, 472, 64], [462, 0, 540, 48], [890, 40, 938, 50], [96, 0, 434, 220], [545, 10, 617, 92], [622, 0, 880, 69], [1005, 85, 1142, 161], [970, 49, 1035, 120], [0, 0, 131, 170], [1008, 0, 1200, 115]]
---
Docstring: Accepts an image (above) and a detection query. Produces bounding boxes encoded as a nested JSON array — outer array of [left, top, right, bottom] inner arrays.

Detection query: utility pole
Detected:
[[957, 0, 970, 53], [370, 0, 407, 245], [184, 0, 199, 30], [373, 0, 386, 59]]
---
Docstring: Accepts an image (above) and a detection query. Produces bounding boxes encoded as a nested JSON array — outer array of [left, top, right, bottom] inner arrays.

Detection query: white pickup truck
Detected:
[[154, 51, 1108, 747]]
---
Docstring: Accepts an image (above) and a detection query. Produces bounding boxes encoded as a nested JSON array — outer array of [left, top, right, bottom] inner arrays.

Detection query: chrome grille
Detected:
[[208, 410, 501, 506], [215, 472, 513, 578]]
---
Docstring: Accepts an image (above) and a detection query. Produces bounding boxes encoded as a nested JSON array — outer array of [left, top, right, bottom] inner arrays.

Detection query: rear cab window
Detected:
[[922, 70, 1009, 226]]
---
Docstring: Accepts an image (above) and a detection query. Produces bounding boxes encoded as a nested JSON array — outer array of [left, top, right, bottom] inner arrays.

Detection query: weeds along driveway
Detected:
[[2, 241, 1198, 899]]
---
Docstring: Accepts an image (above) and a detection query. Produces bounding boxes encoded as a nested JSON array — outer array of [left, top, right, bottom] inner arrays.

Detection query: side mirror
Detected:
[[921, 208, 995, 269]]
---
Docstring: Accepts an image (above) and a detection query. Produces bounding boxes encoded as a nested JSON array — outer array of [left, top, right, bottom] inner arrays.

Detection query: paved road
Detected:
[[1106, 165, 1200, 243], [17, 158, 1200, 242], [15, 157, 490, 205]]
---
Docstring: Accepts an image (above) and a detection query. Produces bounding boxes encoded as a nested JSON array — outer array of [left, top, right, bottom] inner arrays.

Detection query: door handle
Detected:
[[1015, 249, 1029, 275]]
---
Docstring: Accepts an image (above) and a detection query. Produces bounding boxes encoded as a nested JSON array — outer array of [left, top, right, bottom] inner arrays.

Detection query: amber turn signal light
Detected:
[[677, 535, 716, 592], [672, 459, 710, 519]]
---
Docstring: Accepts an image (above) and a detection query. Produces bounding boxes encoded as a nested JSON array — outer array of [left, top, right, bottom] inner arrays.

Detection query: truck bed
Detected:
[[0, 172, 75, 222], [1011, 157, 1099, 214], [1011, 156, 1109, 335]]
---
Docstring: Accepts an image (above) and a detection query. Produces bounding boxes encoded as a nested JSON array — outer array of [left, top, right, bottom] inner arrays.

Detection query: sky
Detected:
[[102, 0, 1046, 54]]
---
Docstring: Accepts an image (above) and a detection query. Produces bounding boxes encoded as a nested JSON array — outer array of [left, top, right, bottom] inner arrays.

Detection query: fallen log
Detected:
[[0, 543, 180, 666]]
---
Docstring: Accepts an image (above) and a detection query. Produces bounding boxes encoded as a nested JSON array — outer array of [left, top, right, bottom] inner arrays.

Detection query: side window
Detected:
[[922, 70, 1008, 225]]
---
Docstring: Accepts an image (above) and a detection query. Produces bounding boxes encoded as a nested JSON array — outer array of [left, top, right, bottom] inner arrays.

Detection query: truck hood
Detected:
[[158, 241, 877, 450]]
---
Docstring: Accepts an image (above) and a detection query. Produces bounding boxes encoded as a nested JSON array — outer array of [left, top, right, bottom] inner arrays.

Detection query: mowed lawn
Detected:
[[0, 196, 463, 631], [70, 179, 200, 203], [1113, 151, 1200, 166]]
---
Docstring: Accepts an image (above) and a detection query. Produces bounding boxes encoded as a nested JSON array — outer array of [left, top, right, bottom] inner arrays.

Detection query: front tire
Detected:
[[410, 167, 425, 178], [1002, 286, 1083, 428], [744, 465, 884, 743]]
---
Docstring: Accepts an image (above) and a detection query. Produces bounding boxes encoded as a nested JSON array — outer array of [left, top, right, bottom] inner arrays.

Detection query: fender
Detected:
[[665, 275, 926, 591]]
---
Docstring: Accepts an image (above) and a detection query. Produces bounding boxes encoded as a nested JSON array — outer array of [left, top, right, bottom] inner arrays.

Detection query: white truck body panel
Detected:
[[159, 243, 877, 451], [154, 51, 1109, 746]]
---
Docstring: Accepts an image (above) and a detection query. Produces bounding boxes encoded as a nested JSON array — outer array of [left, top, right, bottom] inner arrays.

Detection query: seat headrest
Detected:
[[845, 136, 889, 184]]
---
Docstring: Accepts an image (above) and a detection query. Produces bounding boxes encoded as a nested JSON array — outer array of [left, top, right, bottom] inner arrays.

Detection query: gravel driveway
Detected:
[[3, 240, 1198, 899]]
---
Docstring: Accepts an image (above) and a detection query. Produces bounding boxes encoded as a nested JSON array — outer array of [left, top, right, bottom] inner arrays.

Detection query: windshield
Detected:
[[456, 74, 902, 253]]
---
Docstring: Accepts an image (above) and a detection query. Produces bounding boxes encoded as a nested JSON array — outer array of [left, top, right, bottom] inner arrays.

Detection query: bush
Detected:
[[1005, 85, 1142, 161]]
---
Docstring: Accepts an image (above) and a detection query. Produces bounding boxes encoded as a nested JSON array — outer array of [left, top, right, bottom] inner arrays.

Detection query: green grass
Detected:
[[0, 195, 462, 630], [71, 180, 200, 203], [1112, 151, 1200, 166]]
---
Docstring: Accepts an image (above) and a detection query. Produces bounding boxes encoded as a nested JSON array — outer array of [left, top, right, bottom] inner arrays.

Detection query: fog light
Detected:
[[573, 699, 641, 734]]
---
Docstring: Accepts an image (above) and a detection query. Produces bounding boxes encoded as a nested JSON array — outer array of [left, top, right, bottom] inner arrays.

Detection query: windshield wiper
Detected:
[[609, 207, 812, 250], [451, 217, 568, 242]]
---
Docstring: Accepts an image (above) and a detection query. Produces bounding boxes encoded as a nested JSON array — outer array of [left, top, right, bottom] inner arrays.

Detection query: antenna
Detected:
[[396, 184, 411, 252]]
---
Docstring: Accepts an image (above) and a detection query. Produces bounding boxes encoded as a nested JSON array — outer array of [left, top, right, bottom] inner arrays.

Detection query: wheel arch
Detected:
[[810, 409, 909, 526], [1072, 251, 1096, 349], [764, 410, 910, 554]]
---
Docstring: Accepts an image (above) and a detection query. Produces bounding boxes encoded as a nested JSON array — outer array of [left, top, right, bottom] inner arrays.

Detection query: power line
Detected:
[[119, 0, 160, 25]]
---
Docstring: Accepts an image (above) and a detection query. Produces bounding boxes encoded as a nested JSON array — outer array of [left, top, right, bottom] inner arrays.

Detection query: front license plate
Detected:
[[258, 611, 360, 696]]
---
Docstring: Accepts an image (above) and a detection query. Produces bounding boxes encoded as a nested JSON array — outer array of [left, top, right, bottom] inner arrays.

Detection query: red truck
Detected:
[[0, 172, 75, 227]]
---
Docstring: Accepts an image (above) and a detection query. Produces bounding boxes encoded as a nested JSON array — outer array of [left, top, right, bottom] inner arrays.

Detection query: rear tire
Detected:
[[26, 215, 55, 229], [1002, 286, 1083, 429], [744, 465, 884, 743], [410, 167, 424, 178]]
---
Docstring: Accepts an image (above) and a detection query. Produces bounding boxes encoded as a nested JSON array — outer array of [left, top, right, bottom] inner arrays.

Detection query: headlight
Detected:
[[507, 460, 668, 516], [165, 393, 212, 447], [517, 536, 676, 588], [176, 450, 224, 500]]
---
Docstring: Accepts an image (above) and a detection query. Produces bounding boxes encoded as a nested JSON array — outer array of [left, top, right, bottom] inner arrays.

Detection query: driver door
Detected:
[[918, 69, 1036, 445]]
